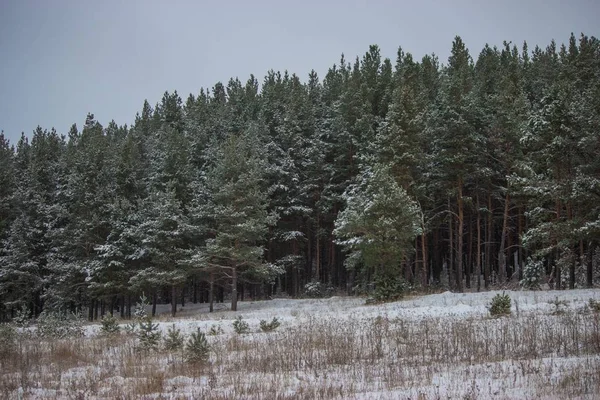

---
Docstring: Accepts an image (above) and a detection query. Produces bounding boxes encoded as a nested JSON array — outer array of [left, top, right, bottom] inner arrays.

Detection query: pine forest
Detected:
[[1, 33, 600, 321]]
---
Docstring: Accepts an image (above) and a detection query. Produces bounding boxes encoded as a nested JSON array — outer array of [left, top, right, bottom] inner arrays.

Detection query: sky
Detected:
[[1, 0, 599, 145]]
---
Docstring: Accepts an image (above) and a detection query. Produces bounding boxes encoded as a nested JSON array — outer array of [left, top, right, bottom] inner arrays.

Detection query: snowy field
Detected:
[[2, 289, 600, 399]]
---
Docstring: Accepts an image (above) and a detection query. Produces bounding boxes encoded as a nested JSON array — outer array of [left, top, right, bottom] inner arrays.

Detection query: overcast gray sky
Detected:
[[1, 0, 598, 145]]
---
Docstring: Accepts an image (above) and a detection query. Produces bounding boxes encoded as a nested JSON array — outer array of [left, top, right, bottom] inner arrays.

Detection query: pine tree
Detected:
[[201, 129, 280, 311], [334, 164, 421, 298], [185, 328, 210, 363]]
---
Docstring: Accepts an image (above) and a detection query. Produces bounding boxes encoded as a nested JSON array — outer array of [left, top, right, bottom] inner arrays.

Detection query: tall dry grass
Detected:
[[1, 307, 599, 399]]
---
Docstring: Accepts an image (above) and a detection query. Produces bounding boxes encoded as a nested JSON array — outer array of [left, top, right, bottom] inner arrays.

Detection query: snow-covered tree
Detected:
[[201, 129, 280, 311], [334, 164, 421, 297]]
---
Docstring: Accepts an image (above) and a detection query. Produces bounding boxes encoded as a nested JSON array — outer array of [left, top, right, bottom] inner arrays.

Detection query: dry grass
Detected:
[[1, 300, 600, 399]]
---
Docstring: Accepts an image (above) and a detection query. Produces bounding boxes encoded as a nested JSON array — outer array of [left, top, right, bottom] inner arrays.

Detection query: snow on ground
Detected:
[[85, 288, 600, 336], [5, 288, 600, 399]]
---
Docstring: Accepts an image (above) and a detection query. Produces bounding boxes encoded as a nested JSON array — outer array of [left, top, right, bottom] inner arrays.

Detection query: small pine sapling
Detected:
[[259, 317, 281, 332], [126, 294, 151, 335], [488, 292, 512, 317], [185, 328, 210, 364], [163, 324, 184, 351], [548, 297, 569, 315], [208, 324, 224, 336], [589, 299, 600, 313], [137, 315, 161, 352], [100, 314, 121, 336], [233, 316, 250, 334]]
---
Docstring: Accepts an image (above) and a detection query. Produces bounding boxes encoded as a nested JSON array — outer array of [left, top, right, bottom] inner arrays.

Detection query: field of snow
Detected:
[[2, 289, 600, 399]]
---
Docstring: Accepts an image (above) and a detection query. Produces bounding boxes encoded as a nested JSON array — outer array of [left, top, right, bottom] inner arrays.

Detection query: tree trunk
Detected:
[[449, 203, 454, 291], [587, 242, 595, 288], [120, 295, 125, 318], [152, 291, 157, 317], [476, 194, 482, 292], [568, 203, 575, 290], [193, 277, 198, 304], [421, 232, 428, 287], [88, 299, 94, 322], [555, 200, 562, 290], [518, 206, 524, 281], [231, 267, 238, 311], [456, 181, 464, 292], [316, 215, 321, 282], [485, 193, 492, 288], [306, 221, 312, 284], [466, 216, 472, 289], [170, 286, 177, 317], [497, 192, 510, 284], [209, 273, 214, 313]]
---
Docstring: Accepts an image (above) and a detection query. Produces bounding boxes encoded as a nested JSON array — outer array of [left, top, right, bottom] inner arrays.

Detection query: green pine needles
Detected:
[[185, 328, 210, 364], [521, 257, 544, 290], [488, 292, 512, 317], [259, 317, 281, 332], [163, 324, 184, 351], [137, 316, 161, 352], [233, 316, 250, 334], [100, 314, 121, 336]]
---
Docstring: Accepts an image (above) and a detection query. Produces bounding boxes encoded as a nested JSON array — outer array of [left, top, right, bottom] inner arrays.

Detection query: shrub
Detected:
[[303, 281, 333, 298], [370, 274, 409, 303], [548, 297, 569, 315], [521, 257, 544, 290], [488, 292, 512, 317], [100, 314, 121, 336], [36, 310, 84, 339], [208, 324, 224, 336], [134, 293, 150, 319], [137, 316, 161, 352], [125, 294, 151, 335], [13, 304, 32, 328], [185, 328, 210, 364], [163, 324, 184, 351], [588, 299, 600, 313], [124, 321, 137, 335], [232, 316, 250, 335], [259, 317, 281, 332]]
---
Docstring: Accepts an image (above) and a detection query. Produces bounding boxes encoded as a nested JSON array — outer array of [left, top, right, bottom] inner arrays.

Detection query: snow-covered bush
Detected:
[[588, 299, 600, 313], [521, 257, 544, 290], [100, 314, 121, 336], [12, 304, 32, 328], [303, 281, 333, 298], [36, 310, 84, 339], [259, 317, 281, 332], [548, 297, 569, 315], [488, 293, 512, 317], [208, 324, 224, 336], [233, 316, 250, 335], [371, 274, 410, 303]]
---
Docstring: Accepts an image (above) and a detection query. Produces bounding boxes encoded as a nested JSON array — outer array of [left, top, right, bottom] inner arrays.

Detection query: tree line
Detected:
[[0, 33, 599, 321]]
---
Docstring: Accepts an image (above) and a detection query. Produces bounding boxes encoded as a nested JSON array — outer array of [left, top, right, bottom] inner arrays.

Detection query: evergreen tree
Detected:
[[201, 129, 280, 311], [334, 164, 421, 296]]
